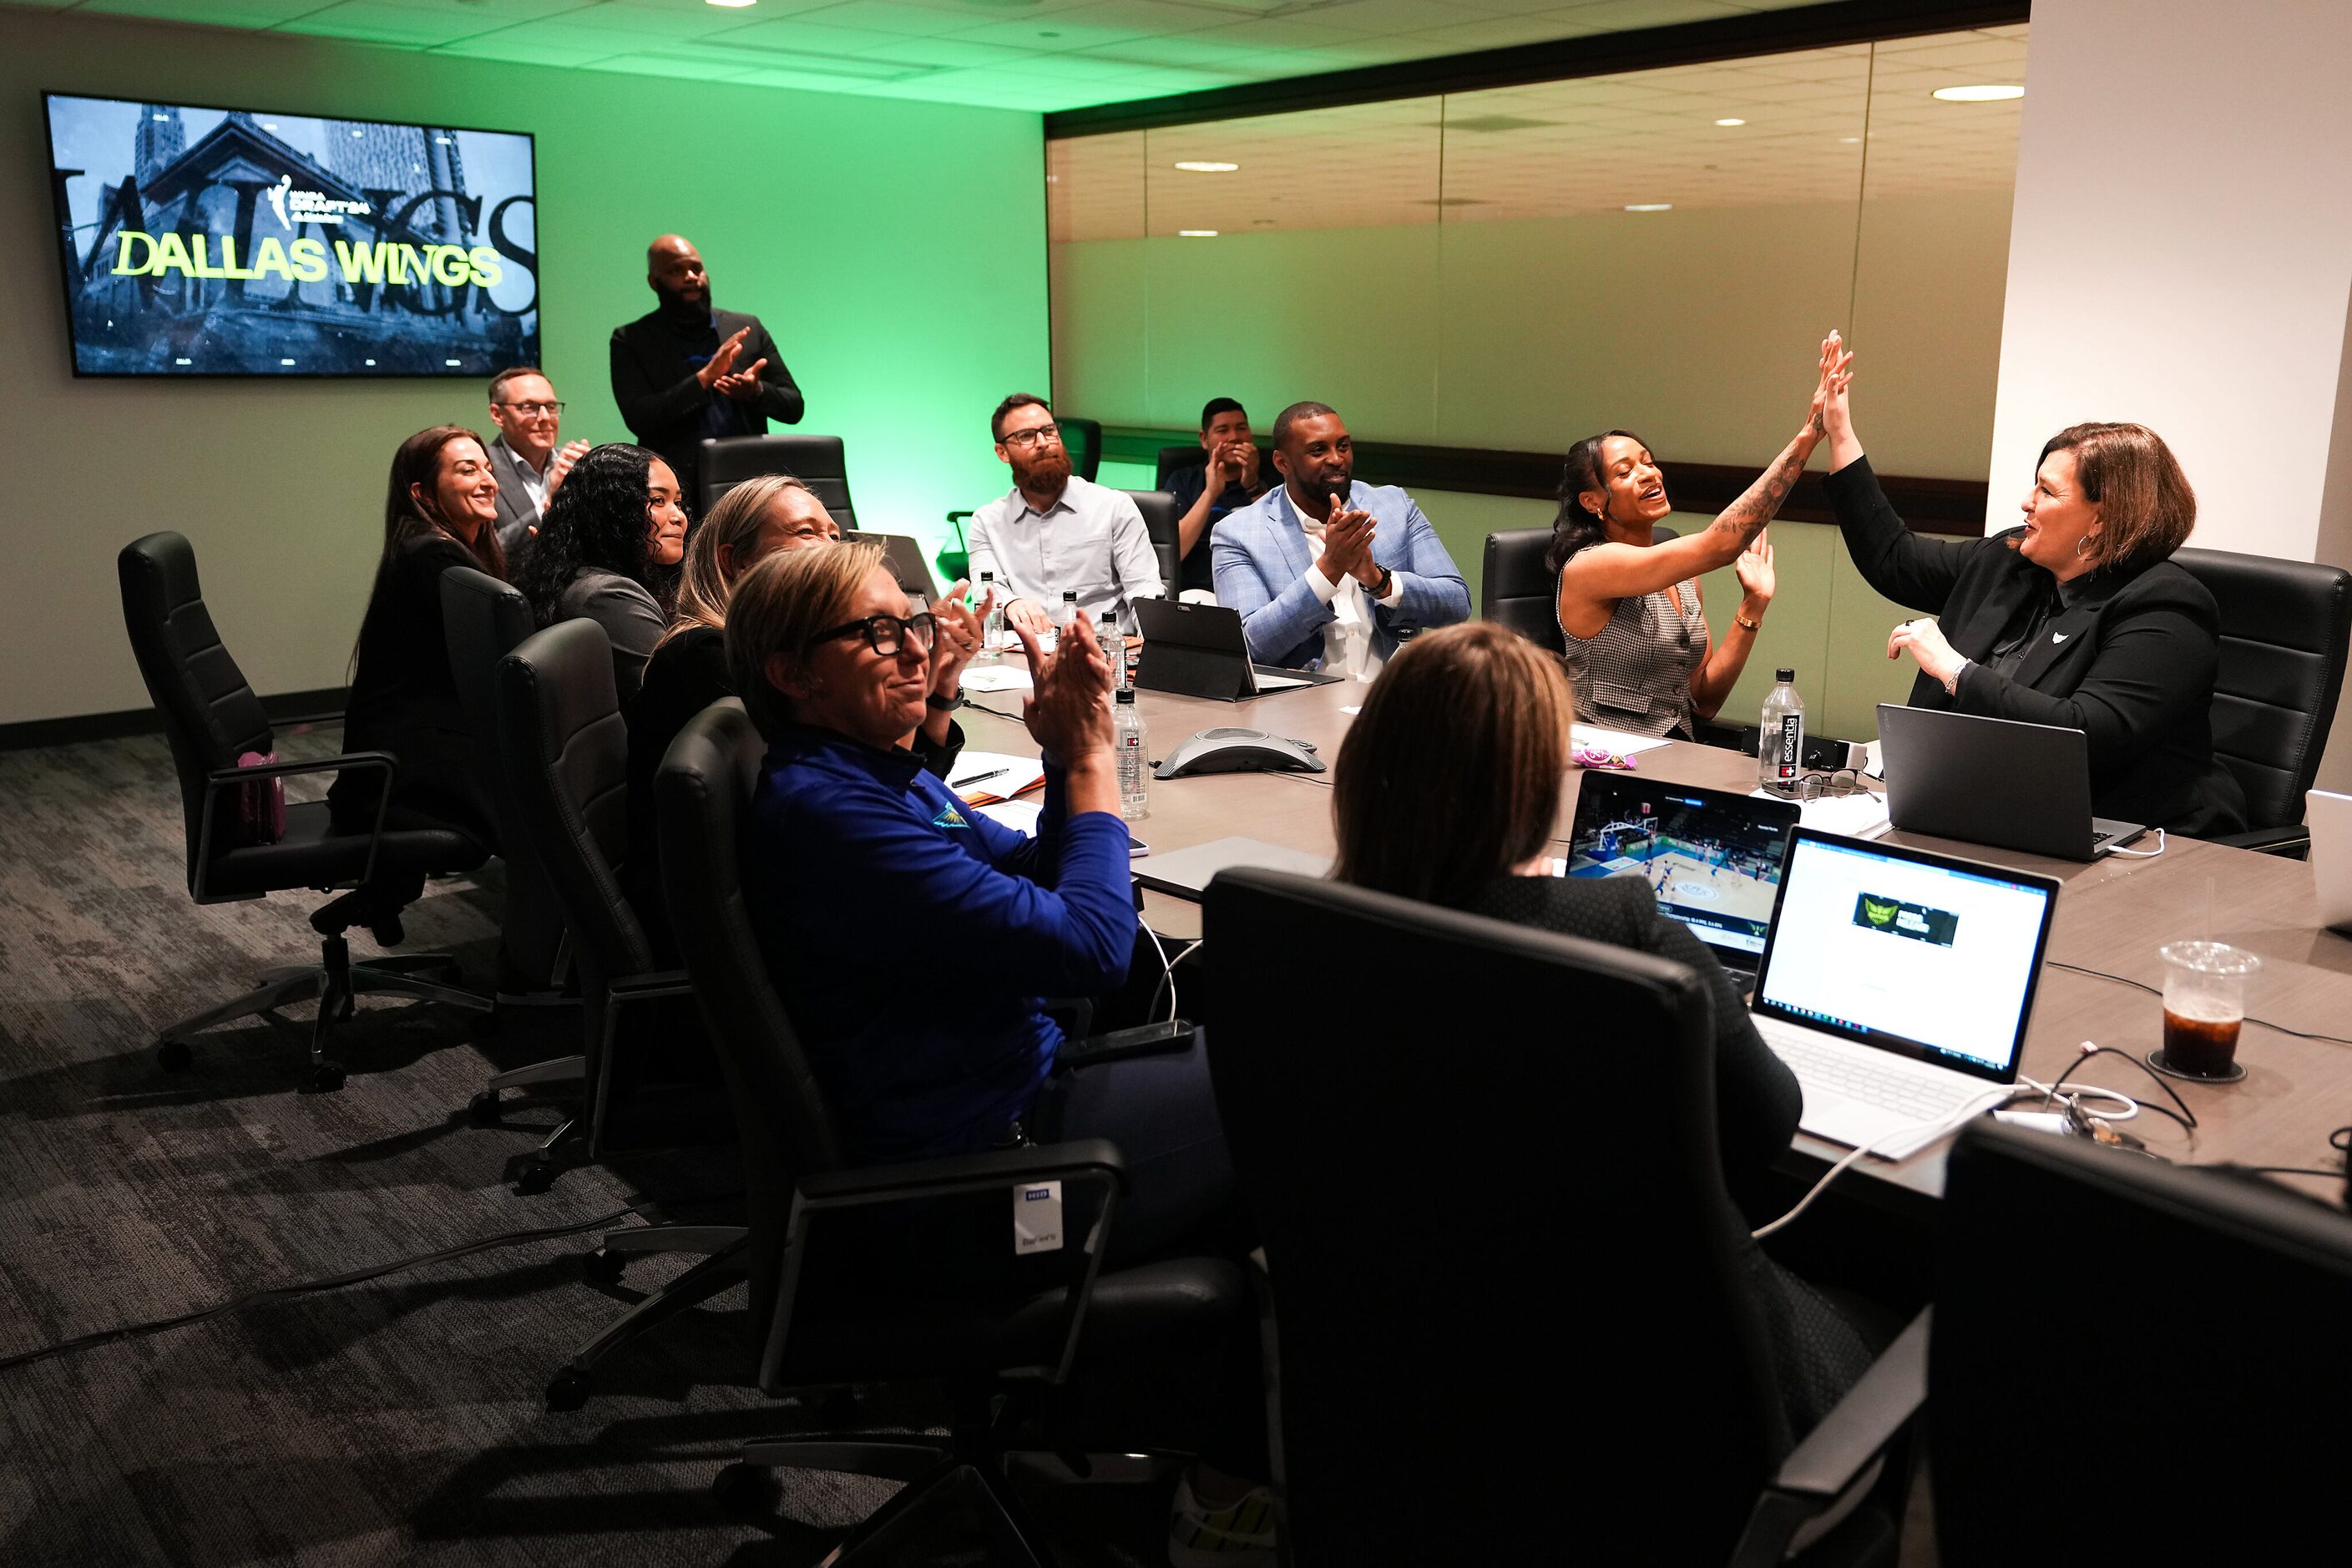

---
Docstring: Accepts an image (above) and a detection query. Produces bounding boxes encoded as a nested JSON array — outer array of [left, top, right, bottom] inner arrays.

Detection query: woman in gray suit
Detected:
[[512, 443, 688, 705]]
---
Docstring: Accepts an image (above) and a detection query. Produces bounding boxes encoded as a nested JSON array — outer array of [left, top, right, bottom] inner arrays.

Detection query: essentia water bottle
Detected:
[[1759, 667, 1805, 792], [1115, 689, 1150, 821], [978, 572, 1002, 661]]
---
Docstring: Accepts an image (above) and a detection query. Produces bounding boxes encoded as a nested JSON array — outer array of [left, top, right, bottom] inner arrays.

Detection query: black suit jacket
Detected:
[[1825, 457, 2247, 835], [326, 532, 497, 846], [609, 306, 803, 500]]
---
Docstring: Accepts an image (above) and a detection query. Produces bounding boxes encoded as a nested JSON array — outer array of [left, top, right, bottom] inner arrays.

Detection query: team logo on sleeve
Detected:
[[933, 802, 969, 831]]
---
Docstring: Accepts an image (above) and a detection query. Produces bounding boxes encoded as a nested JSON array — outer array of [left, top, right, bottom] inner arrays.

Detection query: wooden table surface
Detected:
[[958, 672, 2352, 1206]]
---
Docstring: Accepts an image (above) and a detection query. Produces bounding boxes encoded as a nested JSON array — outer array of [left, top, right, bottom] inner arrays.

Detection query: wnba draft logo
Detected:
[[266, 174, 372, 230]]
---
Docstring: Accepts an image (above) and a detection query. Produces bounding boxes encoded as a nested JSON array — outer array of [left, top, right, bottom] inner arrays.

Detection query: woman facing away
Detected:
[[511, 443, 689, 706], [1550, 352, 1841, 739], [1817, 331, 2245, 834], [1330, 620, 1882, 1436]]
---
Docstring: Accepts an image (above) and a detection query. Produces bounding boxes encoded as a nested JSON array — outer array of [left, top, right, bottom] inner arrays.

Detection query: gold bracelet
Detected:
[[1734, 609, 1762, 631]]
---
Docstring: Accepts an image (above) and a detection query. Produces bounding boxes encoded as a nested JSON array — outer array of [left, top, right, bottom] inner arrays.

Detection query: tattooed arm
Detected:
[[1556, 360, 1832, 636]]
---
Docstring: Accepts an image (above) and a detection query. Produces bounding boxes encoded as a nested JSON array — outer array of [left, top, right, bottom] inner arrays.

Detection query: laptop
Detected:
[[841, 529, 939, 601], [1748, 827, 2060, 1160], [1133, 836, 1333, 901], [1565, 775, 1801, 978], [2310, 789, 2352, 933], [1877, 704, 2147, 860], [1132, 598, 1342, 699]]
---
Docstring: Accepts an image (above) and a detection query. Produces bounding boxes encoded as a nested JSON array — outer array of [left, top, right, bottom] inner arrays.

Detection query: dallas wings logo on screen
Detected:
[[44, 95, 539, 377]]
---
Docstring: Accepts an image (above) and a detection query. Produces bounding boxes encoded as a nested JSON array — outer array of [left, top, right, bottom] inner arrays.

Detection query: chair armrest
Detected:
[[609, 969, 693, 1003], [195, 750, 402, 899], [796, 1137, 1125, 1209], [2207, 824, 2310, 857], [1727, 1308, 1929, 1568]]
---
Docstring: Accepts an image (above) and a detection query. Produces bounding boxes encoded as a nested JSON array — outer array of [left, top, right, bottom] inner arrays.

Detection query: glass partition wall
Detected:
[[1047, 24, 2028, 737]]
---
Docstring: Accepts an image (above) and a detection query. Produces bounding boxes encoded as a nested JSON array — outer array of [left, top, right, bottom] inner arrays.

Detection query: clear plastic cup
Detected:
[[2157, 940, 2261, 1077]]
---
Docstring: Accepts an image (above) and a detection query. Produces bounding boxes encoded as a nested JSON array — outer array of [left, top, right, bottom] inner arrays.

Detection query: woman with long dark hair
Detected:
[[326, 425, 506, 847], [512, 443, 688, 705], [1547, 355, 1838, 739]]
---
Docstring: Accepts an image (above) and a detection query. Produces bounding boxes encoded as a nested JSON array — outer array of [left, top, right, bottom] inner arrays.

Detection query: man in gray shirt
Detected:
[[968, 394, 1165, 635], [485, 365, 590, 557]]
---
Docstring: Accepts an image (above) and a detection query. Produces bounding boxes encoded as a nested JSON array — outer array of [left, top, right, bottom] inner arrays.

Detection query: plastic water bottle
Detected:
[[978, 572, 1002, 661], [1759, 667, 1805, 791], [1115, 689, 1150, 821], [1100, 610, 1127, 690], [1056, 589, 1080, 631]]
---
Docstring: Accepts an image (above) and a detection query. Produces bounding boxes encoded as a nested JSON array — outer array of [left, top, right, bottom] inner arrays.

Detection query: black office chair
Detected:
[[2173, 545, 2352, 852], [1126, 488, 1182, 599], [1153, 444, 1204, 493], [442, 567, 574, 1016], [699, 434, 856, 528], [1203, 867, 1920, 1565], [1934, 1119, 2352, 1561], [118, 532, 489, 1091], [1060, 415, 1103, 483], [656, 699, 1248, 1560], [1481, 523, 1679, 654]]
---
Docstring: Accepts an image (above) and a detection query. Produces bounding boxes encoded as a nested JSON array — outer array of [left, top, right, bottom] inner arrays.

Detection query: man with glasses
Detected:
[[968, 393, 1165, 635], [484, 365, 591, 555]]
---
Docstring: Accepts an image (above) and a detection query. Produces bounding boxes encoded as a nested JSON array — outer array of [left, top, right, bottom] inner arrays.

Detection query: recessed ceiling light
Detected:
[[1623, 204, 1672, 212], [707, 0, 757, 8], [1173, 160, 1239, 172], [1714, 118, 1746, 127], [1178, 229, 1218, 237], [1932, 83, 2024, 102]]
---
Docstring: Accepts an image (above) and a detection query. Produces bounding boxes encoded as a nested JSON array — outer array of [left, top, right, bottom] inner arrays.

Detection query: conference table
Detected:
[[959, 674, 2352, 1211]]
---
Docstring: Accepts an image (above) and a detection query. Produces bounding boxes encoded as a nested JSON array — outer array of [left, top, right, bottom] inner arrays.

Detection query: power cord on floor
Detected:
[[0, 1204, 643, 1376], [2046, 960, 2352, 1045]]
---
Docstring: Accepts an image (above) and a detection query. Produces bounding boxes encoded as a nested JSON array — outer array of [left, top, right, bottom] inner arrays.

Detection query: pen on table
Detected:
[[957, 767, 1009, 788]]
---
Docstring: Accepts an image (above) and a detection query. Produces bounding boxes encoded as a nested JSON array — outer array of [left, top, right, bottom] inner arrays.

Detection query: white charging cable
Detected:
[[2105, 827, 2167, 859], [1752, 1090, 2028, 1241]]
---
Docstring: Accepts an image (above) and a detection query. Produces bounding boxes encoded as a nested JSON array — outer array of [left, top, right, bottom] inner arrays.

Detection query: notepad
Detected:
[[1750, 788, 1893, 840], [948, 751, 1047, 806]]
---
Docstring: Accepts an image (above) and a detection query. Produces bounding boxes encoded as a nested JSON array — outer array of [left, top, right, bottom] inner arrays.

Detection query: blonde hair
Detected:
[[1331, 622, 1576, 906], [665, 474, 817, 647], [724, 539, 887, 737]]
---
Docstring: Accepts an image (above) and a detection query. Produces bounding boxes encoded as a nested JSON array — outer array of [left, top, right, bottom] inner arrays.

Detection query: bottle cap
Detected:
[[1115, 688, 1136, 703], [1776, 667, 1796, 683], [1062, 589, 1079, 601], [981, 571, 994, 581]]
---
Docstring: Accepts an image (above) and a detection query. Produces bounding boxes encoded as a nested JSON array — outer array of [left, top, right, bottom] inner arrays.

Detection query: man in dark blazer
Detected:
[[485, 365, 589, 558], [609, 235, 803, 509]]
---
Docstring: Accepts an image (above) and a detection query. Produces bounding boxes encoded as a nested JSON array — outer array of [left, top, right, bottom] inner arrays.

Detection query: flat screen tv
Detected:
[[43, 92, 538, 377]]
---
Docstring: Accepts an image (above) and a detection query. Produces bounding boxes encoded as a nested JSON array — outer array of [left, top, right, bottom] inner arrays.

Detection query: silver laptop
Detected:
[[2310, 789, 2352, 933], [1877, 704, 2146, 860], [1748, 827, 2060, 1159], [1135, 836, 1332, 901]]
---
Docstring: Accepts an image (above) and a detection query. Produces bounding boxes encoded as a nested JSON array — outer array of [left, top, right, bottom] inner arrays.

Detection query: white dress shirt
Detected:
[[1297, 505, 1405, 680], [967, 473, 1166, 635], [504, 443, 549, 514]]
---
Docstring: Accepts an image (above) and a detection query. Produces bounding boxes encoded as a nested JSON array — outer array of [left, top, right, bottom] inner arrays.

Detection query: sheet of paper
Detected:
[[1341, 705, 1362, 716], [1252, 673, 1313, 691], [976, 799, 1043, 834], [1571, 723, 1677, 757], [948, 750, 1047, 805], [960, 665, 1033, 692], [1751, 788, 1894, 840]]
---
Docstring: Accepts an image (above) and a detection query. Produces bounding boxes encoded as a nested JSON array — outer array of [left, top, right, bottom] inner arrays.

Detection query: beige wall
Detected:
[[5, 12, 1048, 726]]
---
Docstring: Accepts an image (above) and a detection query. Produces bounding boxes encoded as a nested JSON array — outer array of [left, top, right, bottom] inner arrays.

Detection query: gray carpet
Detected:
[[0, 726, 1166, 1566]]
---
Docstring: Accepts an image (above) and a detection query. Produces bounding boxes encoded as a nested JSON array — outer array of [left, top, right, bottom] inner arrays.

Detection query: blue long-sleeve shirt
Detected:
[[743, 725, 1136, 1164]]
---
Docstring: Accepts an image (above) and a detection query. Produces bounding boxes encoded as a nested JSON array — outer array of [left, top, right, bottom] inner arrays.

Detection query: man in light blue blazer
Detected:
[[1211, 401, 1470, 670]]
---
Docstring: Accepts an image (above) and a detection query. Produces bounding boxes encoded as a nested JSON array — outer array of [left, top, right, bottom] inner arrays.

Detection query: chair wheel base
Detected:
[[157, 1040, 193, 1072], [308, 1060, 346, 1094], [711, 1462, 777, 1516], [468, 1090, 503, 1127], [581, 1248, 626, 1287], [516, 1163, 557, 1196], [545, 1367, 592, 1413]]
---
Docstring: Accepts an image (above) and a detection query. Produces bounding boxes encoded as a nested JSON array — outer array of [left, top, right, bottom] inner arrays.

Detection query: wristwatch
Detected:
[[926, 692, 963, 713], [1367, 564, 1395, 600]]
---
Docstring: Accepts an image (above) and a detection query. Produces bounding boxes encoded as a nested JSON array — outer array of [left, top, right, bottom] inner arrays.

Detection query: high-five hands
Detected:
[[1816, 331, 1858, 463]]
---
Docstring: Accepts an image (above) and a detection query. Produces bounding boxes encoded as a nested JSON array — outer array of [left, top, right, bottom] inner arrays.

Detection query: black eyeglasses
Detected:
[[496, 400, 564, 416], [812, 612, 938, 657], [1000, 423, 1060, 449]]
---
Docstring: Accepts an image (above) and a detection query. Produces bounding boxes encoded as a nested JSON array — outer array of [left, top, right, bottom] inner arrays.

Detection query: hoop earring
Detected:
[[2075, 533, 2097, 560]]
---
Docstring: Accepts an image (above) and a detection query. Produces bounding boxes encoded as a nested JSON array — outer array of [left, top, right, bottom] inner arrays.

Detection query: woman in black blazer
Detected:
[[1817, 335, 2246, 835], [1330, 621, 1878, 1436], [327, 425, 507, 850]]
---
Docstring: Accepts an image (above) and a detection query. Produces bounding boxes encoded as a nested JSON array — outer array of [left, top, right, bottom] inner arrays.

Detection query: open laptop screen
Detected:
[[1565, 776, 1799, 964], [1753, 830, 2058, 1082]]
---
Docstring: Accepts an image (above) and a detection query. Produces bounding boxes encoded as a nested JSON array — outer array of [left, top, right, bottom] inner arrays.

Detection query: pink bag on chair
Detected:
[[235, 750, 286, 845]]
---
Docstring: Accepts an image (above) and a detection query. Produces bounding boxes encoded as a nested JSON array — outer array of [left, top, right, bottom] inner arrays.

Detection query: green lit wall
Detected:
[[2, 9, 1048, 725]]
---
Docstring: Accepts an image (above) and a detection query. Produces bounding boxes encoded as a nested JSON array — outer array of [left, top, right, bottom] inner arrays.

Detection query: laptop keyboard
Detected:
[[1754, 1016, 1985, 1121]]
